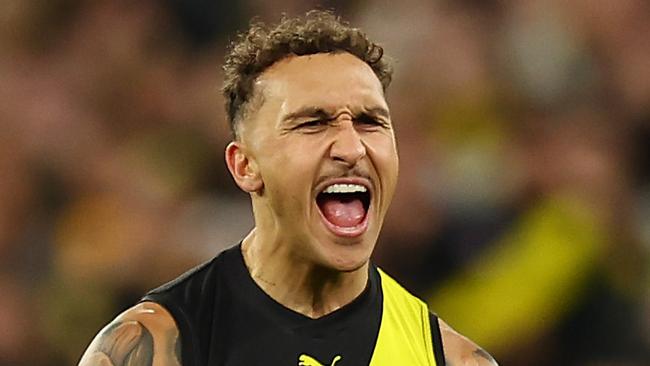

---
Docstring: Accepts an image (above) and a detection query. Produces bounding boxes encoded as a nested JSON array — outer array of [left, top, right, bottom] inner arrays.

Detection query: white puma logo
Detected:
[[298, 354, 342, 366]]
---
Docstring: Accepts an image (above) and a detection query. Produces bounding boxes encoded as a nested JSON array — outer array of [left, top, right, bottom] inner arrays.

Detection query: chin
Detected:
[[319, 238, 374, 273], [333, 259, 369, 273]]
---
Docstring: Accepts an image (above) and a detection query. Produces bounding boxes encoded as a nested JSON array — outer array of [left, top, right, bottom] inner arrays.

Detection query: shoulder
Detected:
[[439, 319, 498, 366], [376, 269, 498, 365], [78, 301, 182, 366]]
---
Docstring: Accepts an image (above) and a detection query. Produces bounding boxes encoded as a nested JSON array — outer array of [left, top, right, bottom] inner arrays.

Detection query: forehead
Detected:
[[256, 52, 387, 113]]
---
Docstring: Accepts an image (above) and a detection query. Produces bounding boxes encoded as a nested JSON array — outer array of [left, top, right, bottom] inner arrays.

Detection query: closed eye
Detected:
[[293, 119, 330, 131], [303, 119, 327, 127], [355, 114, 388, 128]]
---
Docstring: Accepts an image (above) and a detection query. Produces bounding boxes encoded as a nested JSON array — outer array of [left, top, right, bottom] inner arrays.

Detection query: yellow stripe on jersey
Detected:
[[369, 269, 438, 366]]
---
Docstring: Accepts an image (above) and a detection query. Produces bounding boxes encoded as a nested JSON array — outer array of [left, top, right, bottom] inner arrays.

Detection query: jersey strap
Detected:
[[369, 269, 441, 366]]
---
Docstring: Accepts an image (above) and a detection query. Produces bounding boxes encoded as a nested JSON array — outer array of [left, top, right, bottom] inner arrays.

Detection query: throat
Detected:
[[242, 238, 369, 318], [282, 268, 369, 319]]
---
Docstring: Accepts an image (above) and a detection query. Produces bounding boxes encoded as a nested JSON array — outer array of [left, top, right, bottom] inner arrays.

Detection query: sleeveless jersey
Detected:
[[142, 244, 446, 366]]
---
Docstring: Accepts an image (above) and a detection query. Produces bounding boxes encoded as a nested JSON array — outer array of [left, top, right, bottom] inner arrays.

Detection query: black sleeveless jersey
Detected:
[[142, 244, 446, 366]]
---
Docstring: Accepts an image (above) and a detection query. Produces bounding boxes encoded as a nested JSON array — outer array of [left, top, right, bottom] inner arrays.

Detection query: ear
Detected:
[[225, 141, 263, 193]]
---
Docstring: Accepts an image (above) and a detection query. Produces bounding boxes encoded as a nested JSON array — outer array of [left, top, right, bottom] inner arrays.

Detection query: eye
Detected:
[[303, 120, 325, 127], [355, 114, 387, 128], [295, 119, 329, 130]]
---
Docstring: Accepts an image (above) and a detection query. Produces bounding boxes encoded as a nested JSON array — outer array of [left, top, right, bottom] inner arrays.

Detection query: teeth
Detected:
[[323, 183, 367, 194]]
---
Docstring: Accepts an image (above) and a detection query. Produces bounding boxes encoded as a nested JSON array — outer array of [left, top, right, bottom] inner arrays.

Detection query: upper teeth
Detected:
[[323, 184, 367, 194]]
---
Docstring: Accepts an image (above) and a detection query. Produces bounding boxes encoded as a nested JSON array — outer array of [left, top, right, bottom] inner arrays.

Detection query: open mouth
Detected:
[[316, 183, 371, 229]]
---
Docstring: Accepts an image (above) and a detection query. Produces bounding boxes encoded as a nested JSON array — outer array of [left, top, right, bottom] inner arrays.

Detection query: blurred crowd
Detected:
[[1, 0, 649, 364]]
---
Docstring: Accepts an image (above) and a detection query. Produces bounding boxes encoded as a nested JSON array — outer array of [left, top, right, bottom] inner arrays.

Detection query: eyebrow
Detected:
[[362, 107, 391, 120], [281, 106, 390, 122], [282, 107, 332, 122]]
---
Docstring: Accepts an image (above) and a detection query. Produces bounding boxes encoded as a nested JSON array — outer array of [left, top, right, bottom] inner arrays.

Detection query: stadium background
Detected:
[[1, 0, 649, 364]]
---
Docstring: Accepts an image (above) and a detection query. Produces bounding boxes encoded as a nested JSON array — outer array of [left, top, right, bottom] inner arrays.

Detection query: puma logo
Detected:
[[298, 354, 342, 366]]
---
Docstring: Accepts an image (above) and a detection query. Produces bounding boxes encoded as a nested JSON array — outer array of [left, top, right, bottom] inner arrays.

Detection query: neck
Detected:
[[241, 229, 369, 319]]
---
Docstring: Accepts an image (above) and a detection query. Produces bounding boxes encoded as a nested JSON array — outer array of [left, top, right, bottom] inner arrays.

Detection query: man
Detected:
[[79, 10, 498, 366]]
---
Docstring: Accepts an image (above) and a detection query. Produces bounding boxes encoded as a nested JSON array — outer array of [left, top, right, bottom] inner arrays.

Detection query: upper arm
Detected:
[[78, 302, 182, 366], [439, 319, 498, 366]]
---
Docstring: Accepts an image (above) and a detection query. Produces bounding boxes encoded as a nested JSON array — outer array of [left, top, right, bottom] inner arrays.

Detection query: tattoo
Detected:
[[444, 349, 497, 366], [97, 321, 154, 366], [473, 348, 498, 365]]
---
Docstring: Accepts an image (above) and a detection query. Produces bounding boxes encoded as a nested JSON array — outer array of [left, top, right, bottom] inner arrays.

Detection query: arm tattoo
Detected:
[[97, 321, 154, 366], [444, 348, 498, 366], [473, 348, 498, 365]]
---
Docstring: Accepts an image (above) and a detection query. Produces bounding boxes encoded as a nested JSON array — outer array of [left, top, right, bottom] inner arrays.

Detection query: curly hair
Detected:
[[222, 10, 393, 138]]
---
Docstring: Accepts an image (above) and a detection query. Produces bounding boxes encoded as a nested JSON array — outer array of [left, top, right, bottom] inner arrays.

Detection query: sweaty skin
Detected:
[[78, 301, 497, 366], [79, 52, 498, 366], [78, 302, 180, 366], [226, 52, 399, 319], [440, 319, 499, 366]]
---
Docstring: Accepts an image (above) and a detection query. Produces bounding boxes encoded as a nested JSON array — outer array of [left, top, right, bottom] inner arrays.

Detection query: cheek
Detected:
[[257, 138, 321, 197], [365, 134, 400, 209], [267, 136, 325, 171], [383, 153, 400, 198], [367, 134, 399, 174]]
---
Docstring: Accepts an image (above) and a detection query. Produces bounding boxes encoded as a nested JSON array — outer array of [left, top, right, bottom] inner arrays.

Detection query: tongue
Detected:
[[321, 197, 366, 227]]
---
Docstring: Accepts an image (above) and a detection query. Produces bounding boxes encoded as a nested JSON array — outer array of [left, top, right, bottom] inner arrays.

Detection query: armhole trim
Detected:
[[429, 313, 446, 366]]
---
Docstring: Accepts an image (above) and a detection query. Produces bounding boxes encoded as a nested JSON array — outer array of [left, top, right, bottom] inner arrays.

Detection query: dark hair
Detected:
[[222, 10, 393, 138]]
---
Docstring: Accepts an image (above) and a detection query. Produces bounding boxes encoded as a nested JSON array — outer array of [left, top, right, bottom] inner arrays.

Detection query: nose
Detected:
[[329, 120, 366, 166]]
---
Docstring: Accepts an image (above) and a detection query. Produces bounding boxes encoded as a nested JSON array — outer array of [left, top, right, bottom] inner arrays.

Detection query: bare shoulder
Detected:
[[439, 319, 498, 366], [78, 301, 182, 366]]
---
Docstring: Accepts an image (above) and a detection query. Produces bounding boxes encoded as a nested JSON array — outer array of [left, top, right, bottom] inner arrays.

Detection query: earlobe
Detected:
[[225, 142, 263, 193]]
